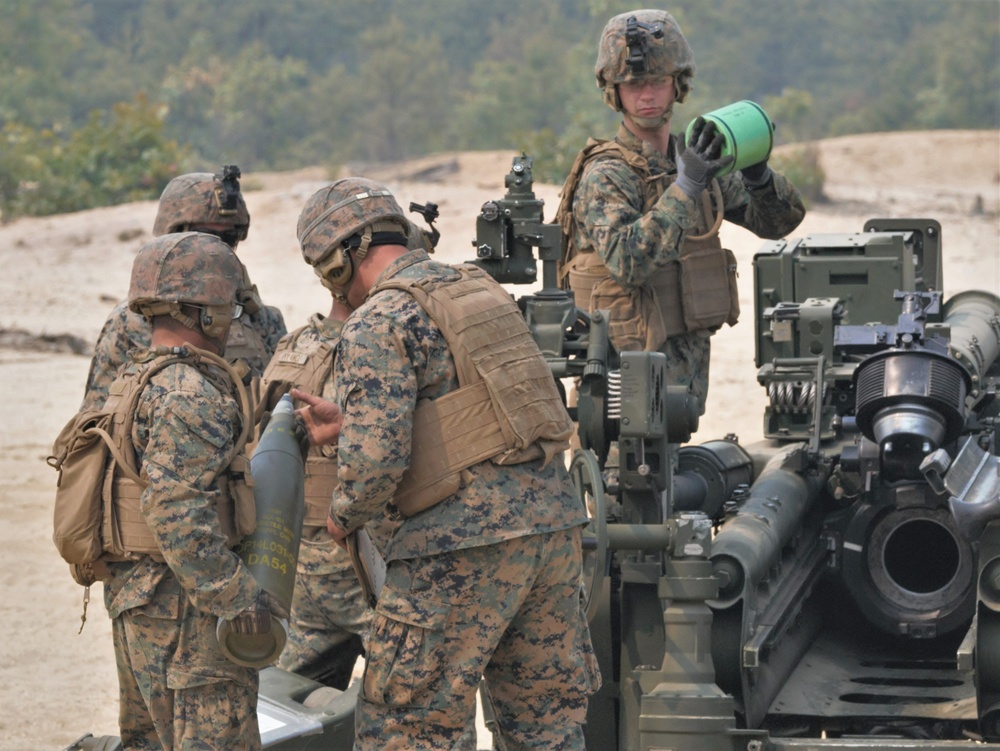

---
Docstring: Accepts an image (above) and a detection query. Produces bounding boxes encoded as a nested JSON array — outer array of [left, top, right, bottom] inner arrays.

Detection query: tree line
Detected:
[[1, 0, 997, 219]]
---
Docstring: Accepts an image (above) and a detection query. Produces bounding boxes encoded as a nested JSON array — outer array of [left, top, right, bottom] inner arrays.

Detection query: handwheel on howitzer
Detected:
[[571, 448, 609, 622]]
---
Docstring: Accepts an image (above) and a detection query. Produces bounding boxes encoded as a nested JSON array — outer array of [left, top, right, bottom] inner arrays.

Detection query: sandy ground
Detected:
[[0, 130, 997, 750]]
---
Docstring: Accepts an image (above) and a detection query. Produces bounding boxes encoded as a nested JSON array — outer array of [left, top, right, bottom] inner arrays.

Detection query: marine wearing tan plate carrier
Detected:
[[51, 344, 255, 585], [102, 347, 256, 559], [373, 263, 574, 515], [557, 138, 738, 352]]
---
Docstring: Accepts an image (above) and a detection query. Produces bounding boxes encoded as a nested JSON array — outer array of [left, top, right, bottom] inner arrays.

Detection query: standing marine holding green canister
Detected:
[[556, 9, 806, 415]]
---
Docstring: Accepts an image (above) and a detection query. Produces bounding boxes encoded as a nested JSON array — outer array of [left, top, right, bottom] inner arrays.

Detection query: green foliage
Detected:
[[0, 122, 53, 219], [0, 95, 187, 220], [0, 0, 996, 217], [350, 17, 453, 163], [763, 89, 819, 144], [209, 44, 312, 169], [0, 0, 90, 124], [515, 108, 617, 187], [449, 6, 601, 153]]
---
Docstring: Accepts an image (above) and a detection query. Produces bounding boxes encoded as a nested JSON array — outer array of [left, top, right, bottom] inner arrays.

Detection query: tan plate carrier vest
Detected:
[[370, 264, 575, 517], [100, 348, 256, 562], [226, 267, 270, 369], [258, 327, 337, 529], [226, 316, 269, 371], [556, 137, 739, 352]]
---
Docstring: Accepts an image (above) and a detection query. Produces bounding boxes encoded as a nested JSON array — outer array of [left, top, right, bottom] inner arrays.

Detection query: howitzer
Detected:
[[463, 158, 1000, 749]]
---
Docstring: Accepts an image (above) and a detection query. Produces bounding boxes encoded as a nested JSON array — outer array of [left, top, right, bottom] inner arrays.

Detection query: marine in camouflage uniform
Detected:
[[261, 192, 441, 689], [80, 167, 286, 412], [103, 232, 280, 751], [558, 10, 806, 413], [295, 178, 600, 751]]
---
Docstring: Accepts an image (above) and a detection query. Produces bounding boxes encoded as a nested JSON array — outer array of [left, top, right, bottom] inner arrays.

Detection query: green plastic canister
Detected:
[[685, 100, 774, 177]]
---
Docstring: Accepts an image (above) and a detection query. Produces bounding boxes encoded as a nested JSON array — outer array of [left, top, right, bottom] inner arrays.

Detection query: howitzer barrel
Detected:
[[217, 394, 306, 668], [841, 502, 977, 637], [943, 290, 1000, 395]]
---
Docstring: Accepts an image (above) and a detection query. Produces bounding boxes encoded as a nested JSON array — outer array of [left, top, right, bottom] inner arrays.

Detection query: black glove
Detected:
[[740, 158, 772, 188], [229, 591, 289, 636], [674, 117, 735, 201]]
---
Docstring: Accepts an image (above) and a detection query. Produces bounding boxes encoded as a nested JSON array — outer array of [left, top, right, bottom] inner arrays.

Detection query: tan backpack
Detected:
[[48, 408, 145, 566]]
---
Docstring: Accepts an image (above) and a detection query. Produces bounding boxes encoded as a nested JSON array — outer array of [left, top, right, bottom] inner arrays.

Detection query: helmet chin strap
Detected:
[[167, 306, 199, 332], [627, 107, 672, 130], [171, 306, 229, 353]]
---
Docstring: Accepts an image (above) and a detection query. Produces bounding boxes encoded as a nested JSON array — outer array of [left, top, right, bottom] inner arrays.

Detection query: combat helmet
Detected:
[[595, 10, 695, 114], [152, 165, 250, 246], [297, 177, 409, 295], [129, 232, 244, 342]]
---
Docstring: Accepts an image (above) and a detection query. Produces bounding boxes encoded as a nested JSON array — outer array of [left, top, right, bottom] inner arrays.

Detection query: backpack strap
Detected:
[[113, 346, 254, 486]]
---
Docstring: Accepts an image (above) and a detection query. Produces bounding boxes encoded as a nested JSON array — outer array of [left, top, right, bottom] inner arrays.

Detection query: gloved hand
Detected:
[[740, 158, 772, 188], [229, 591, 289, 636], [674, 117, 735, 201]]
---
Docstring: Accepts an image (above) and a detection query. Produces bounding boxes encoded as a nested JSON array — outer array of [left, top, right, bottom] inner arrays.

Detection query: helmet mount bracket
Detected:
[[625, 16, 665, 76]]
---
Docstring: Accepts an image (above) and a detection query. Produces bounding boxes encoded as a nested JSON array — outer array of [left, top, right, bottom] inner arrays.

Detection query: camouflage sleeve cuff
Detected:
[[658, 182, 701, 231], [769, 171, 804, 203], [210, 562, 261, 619], [332, 512, 352, 533], [330, 491, 375, 535], [329, 503, 360, 534], [742, 168, 774, 190]]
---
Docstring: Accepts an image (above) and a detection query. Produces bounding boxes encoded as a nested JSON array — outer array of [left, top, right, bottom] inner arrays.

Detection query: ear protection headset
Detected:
[[136, 301, 234, 343], [314, 221, 405, 295], [199, 305, 232, 341], [315, 245, 355, 295]]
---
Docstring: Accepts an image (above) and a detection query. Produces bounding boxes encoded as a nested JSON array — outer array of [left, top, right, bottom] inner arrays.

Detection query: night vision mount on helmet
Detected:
[[152, 165, 251, 243]]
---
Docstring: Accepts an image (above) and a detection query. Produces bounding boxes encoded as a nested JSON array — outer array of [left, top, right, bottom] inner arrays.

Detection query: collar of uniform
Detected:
[[310, 311, 346, 340], [615, 121, 644, 152], [374, 248, 429, 286], [615, 122, 677, 170]]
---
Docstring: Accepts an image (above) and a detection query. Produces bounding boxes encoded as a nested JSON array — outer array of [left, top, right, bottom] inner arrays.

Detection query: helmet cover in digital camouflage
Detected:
[[129, 232, 243, 315], [152, 168, 251, 241], [595, 9, 695, 112], [297, 177, 409, 293]]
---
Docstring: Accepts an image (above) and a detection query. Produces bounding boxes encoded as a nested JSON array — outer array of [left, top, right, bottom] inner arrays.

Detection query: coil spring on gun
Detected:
[[768, 380, 823, 415], [607, 369, 622, 420]]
